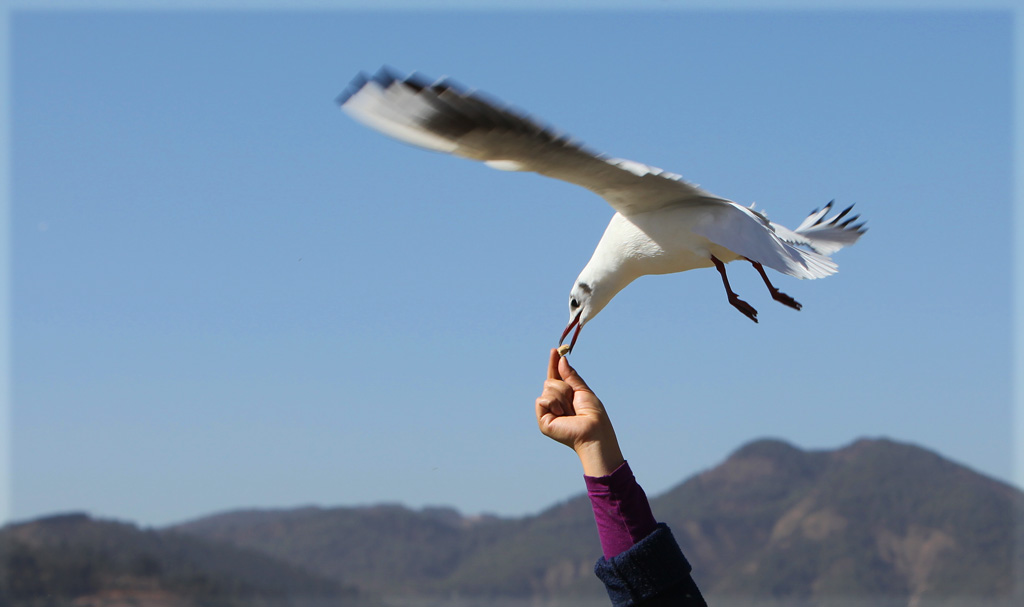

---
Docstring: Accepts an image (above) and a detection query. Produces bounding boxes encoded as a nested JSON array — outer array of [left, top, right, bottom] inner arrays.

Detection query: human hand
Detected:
[[535, 349, 624, 477]]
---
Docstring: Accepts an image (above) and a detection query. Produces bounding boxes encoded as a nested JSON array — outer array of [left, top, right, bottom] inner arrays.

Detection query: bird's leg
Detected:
[[746, 258, 802, 311], [710, 255, 758, 323]]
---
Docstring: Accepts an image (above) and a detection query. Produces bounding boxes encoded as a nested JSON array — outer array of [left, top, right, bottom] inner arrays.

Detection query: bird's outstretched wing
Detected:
[[338, 67, 725, 216], [770, 201, 868, 256]]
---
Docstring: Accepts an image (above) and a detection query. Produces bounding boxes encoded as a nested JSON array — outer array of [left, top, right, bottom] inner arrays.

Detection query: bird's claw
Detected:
[[729, 296, 759, 323], [771, 289, 802, 311]]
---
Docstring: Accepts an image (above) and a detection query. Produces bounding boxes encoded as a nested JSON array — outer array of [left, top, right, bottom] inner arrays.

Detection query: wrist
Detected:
[[575, 433, 625, 477]]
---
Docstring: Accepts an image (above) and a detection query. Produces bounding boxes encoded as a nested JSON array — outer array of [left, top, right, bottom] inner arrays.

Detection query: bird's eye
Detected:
[[570, 298, 579, 308]]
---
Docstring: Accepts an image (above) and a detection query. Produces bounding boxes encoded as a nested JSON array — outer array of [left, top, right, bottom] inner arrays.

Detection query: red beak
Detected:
[[559, 311, 583, 354]]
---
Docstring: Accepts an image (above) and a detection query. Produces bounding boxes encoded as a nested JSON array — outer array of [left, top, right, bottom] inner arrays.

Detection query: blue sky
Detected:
[[4, 5, 1018, 527]]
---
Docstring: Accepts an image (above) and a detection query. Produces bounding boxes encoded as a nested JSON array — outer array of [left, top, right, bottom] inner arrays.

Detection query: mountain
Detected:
[[0, 512, 360, 607], [170, 504, 527, 596], [654, 438, 1022, 603], [6, 437, 1019, 606], [172, 437, 1023, 604]]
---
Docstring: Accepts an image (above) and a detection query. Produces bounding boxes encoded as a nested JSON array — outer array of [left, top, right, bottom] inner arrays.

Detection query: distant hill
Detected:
[[173, 437, 1023, 604], [0, 512, 359, 606], [653, 438, 1022, 603], [170, 504, 530, 596], [5, 437, 1020, 606]]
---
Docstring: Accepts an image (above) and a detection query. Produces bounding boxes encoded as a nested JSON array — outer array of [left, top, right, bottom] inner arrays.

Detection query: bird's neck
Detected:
[[577, 255, 639, 322]]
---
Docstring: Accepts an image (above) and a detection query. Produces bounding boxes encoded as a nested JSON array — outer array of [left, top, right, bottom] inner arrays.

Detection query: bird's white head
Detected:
[[557, 234, 637, 353], [559, 281, 600, 354]]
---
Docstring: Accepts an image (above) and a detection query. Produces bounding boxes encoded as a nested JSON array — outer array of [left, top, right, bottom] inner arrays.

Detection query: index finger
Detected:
[[547, 348, 561, 381]]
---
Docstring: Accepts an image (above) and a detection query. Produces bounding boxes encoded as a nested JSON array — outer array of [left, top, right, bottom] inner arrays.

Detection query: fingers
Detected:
[[547, 348, 561, 381], [558, 356, 592, 393], [537, 349, 579, 427], [536, 379, 574, 417]]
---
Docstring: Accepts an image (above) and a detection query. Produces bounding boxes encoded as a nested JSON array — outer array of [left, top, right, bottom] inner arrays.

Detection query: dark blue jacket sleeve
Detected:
[[594, 523, 708, 607]]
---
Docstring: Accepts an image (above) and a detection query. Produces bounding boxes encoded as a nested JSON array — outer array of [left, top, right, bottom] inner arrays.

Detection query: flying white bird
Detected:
[[338, 67, 866, 352]]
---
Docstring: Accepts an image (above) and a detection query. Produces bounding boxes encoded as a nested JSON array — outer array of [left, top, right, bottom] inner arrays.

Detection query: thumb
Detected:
[[558, 356, 592, 393]]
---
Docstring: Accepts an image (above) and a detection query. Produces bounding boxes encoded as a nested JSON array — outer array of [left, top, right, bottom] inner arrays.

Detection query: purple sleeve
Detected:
[[584, 460, 659, 559]]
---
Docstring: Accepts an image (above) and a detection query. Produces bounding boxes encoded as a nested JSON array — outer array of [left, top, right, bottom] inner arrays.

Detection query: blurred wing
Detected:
[[338, 67, 725, 216]]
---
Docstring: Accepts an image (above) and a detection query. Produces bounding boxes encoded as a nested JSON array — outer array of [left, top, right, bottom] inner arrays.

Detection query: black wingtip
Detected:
[[336, 70, 371, 106], [433, 76, 472, 97], [830, 204, 855, 225], [403, 70, 434, 92], [337, 66, 415, 107], [370, 65, 403, 87], [839, 213, 861, 228]]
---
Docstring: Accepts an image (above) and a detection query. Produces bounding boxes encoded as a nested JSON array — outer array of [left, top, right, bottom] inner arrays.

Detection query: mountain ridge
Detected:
[[5, 436, 1020, 606], [0, 511, 358, 606], [171, 436, 1022, 603]]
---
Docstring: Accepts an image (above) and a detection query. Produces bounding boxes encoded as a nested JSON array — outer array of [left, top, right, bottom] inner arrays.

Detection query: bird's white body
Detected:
[[338, 68, 866, 348], [578, 210, 720, 318]]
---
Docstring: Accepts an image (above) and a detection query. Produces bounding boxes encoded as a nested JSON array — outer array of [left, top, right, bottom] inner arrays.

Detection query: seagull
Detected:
[[338, 67, 866, 353]]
